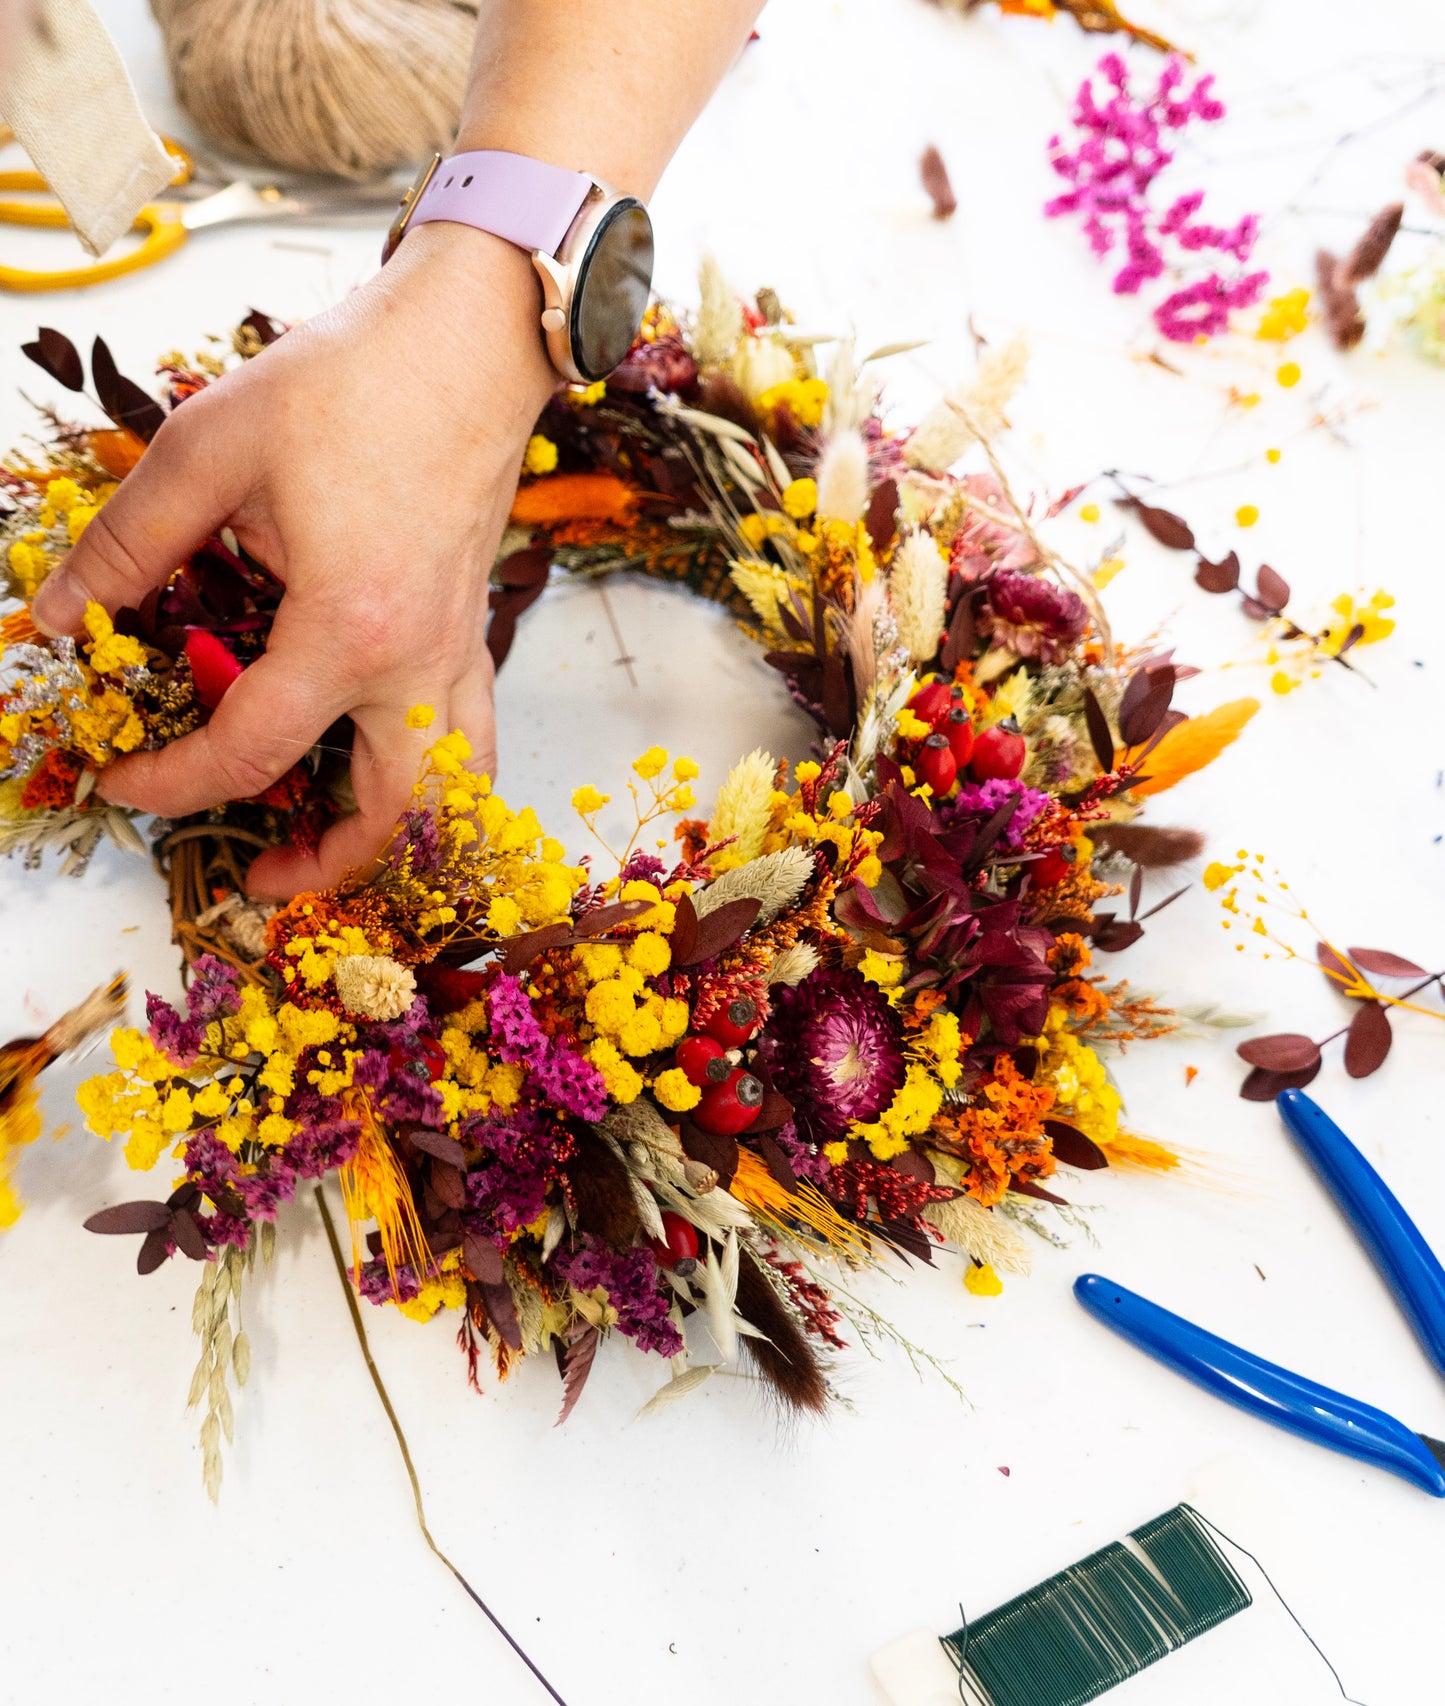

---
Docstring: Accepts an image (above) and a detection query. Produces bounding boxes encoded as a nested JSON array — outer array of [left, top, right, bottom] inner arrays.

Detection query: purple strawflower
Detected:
[[758, 967, 905, 1146], [945, 778, 1053, 851], [550, 1238, 682, 1357], [1045, 52, 1265, 344], [977, 568, 1089, 663]]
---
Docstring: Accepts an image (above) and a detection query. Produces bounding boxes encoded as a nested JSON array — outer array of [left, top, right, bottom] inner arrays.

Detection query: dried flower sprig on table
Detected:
[[1205, 856, 1444, 1097], [1045, 53, 1267, 343], [1108, 479, 1395, 695]]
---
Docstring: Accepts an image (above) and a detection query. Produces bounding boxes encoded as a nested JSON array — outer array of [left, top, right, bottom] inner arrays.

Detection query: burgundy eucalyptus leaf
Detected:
[[407, 1128, 467, 1167], [1239, 595, 1272, 621], [430, 1163, 468, 1211], [499, 922, 573, 977], [1044, 1120, 1109, 1170], [492, 546, 552, 589], [756, 1133, 800, 1191], [1092, 918, 1145, 953], [1255, 565, 1291, 610], [1335, 622, 1366, 657], [573, 898, 654, 937], [1128, 865, 1143, 921], [1346, 947, 1427, 979], [90, 337, 166, 440], [1316, 941, 1364, 994], [169, 1208, 208, 1262], [676, 897, 761, 967], [1082, 687, 1115, 774], [865, 477, 900, 555], [667, 892, 699, 965], [1117, 666, 1175, 748], [1239, 1059, 1322, 1101], [919, 145, 956, 220], [1344, 1002, 1392, 1078], [136, 1227, 172, 1275], [463, 1233, 505, 1285], [1236, 1032, 1321, 1072], [480, 1280, 523, 1351], [83, 1201, 172, 1236], [1194, 551, 1240, 594], [21, 327, 84, 391], [1122, 499, 1196, 551], [1137, 883, 1191, 922]]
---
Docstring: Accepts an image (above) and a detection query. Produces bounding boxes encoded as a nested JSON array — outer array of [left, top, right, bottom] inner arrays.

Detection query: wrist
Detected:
[[375, 218, 557, 426]]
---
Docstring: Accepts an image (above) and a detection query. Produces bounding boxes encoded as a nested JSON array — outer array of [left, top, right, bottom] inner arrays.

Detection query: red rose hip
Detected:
[[699, 996, 758, 1049], [694, 1067, 764, 1135], [1030, 846, 1075, 887], [675, 1034, 730, 1087], [969, 718, 1026, 782], [915, 732, 957, 796], [647, 1211, 700, 1270], [944, 705, 975, 770], [906, 680, 954, 725]]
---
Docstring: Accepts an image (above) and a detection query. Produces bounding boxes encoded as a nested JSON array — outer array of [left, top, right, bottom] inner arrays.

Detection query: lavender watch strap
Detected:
[[407, 150, 594, 257]]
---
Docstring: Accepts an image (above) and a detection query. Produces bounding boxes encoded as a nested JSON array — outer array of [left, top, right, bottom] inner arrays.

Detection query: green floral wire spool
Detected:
[[942, 1504, 1252, 1706]]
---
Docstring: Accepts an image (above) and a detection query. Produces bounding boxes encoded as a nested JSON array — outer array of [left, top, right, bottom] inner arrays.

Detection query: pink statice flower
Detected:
[[1045, 52, 1266, 344]]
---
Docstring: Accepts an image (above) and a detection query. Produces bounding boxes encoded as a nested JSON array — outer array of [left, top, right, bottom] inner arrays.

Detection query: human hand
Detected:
[[30, 222, 557, 897]]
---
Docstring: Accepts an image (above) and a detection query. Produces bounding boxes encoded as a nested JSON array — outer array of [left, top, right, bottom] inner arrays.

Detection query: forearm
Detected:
[[458, 0, 762, 197]]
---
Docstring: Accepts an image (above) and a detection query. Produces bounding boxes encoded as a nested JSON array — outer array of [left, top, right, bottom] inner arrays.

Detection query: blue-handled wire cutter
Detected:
[[1075, 1090, 1445, 1497]]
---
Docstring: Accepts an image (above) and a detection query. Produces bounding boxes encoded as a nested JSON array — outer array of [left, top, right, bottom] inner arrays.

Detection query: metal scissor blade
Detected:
[[179, 181, 305, 231], [1421, 1434, 1445, 1472]]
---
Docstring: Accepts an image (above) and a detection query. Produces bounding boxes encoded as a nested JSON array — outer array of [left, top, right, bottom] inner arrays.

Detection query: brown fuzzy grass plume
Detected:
[[735, 1246, 830, 1414], [1091, 824, 1205, 869]]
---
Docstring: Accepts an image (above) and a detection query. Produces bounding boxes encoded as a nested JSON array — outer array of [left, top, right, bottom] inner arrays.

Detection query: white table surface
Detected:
[[2, 2, 1443, 1702]]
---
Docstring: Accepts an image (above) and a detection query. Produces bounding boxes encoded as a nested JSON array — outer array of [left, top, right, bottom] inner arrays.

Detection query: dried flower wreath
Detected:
[[2, 273, 1257, 1494]]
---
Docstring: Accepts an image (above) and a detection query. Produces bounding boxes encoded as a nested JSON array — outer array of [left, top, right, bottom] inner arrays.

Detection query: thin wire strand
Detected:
[[313, 1185, 570, 1706], [1181, 1504, 1372, 1706]]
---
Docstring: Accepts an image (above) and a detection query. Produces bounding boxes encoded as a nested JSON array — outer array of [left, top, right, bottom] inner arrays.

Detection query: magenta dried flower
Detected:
[[1045, 52, 1266, 344], [758, 967, 905, 1145], [977, 568, 1089, 663]]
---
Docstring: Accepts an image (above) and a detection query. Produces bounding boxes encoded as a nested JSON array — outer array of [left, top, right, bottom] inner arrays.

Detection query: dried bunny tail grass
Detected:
[[904, 333, 1029, 472], [840, 572, 887, 702], [814, 427, 870, 523], [924, 1194, 1031, 1276], [694, 253, 745, 368], [887, 527, 949, 663], [709, 748, 776, 866], [1090, 824, 1205, 869], [695, 846, 814, 923], [734, 1243, 830, 1413], [767, 941, 821, 986], [822, 337, 874, 436]]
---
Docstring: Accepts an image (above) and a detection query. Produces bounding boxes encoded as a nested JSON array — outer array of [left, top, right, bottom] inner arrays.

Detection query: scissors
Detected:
[[1076, 1090, 1445, 1497], [0, 128, 398, 293]]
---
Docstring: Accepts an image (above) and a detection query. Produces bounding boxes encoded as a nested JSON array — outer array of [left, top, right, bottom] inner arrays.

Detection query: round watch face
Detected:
[[570, 200, 654, 382]]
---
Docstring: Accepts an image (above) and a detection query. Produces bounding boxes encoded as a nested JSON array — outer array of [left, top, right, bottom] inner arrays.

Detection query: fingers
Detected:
[[98, 647, 347, 818], [245, 697, 443, 897], [30, 399, 239, 638], [246, 651, 498, 899]]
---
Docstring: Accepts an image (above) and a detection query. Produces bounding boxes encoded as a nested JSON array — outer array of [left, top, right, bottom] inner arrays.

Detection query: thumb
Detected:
[[30, 399, 239, 637]]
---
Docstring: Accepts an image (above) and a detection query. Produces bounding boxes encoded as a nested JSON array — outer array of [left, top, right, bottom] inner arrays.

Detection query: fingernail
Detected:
[[30, 569, 88, 638]]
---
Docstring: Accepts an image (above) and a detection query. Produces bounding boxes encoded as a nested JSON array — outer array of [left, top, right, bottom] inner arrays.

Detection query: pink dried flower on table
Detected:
[[1045, 52, 1267, 343]]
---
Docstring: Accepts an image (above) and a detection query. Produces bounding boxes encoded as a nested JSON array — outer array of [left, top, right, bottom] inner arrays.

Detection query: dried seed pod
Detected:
[[1341, 202, 1403, 285]]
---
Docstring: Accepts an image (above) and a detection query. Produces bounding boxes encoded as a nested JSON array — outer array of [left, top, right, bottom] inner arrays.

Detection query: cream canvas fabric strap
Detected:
[[0, 0, 174, 257]]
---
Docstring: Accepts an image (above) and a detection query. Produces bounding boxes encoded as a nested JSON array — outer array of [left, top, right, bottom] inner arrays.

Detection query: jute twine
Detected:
[[150, 0, 478, 178]]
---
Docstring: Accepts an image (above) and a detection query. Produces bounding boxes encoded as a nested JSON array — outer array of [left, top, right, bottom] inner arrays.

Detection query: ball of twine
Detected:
[[151, 0, 478, 179]]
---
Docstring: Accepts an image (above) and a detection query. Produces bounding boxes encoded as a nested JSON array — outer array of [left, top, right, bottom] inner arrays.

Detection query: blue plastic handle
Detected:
[[1277, 1089, 1445, 1384], [1074, 1273, 1445, 1497]]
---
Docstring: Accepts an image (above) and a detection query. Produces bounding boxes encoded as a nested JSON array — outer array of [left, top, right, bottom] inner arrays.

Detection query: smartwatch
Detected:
[[383, 149, 654, 385]]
